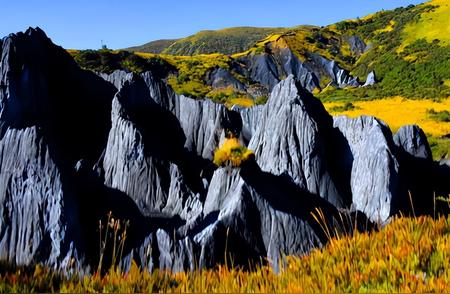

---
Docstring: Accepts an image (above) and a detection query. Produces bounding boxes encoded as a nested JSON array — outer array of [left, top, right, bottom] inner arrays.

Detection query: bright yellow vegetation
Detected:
[[400, 0, 450, 51], [444, 80, 450, 87], [66, 49, 79, 56], [206, 86, 254, 108], [2, 215, 450, 292], [324, 97, 450, 136], [226, 97, 254, 108], [231, 33, 284, 58], [375, 20, 396, 34], [213, 138, 253, 167]]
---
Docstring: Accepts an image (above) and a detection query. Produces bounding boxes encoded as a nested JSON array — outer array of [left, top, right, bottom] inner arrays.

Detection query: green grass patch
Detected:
[[428, 136, 450, 159], [328, 102, 358, 112], [427, 109, 450, 123]]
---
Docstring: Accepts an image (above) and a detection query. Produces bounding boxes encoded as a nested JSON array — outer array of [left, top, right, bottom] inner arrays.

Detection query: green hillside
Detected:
[[125, 39, 178, 54], [320, 0, 450, 101], [129, 27, 283, 55], [75, 0, 450, 105]]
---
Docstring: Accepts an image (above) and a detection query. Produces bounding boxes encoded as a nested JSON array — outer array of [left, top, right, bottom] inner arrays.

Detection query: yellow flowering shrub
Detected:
[[213, 138, 254, 167]]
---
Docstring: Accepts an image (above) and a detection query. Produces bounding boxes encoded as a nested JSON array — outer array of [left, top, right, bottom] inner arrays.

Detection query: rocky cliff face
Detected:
[[237, 45, 364, 93], [0, 28, 449, 273]]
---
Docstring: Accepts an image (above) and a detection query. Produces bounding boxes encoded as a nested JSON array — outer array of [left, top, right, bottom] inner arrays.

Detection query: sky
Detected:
[[1, 0, 425, 50]]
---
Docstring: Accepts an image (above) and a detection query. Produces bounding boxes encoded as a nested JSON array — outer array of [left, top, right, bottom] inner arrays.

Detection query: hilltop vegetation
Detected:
[[74, 0, 450, 103], [72, 0, 450, 103], [71, 49, 175, 75], [321, 0, 450, 100], [125, 39, 178, 54], [128, 27, 282, 55]]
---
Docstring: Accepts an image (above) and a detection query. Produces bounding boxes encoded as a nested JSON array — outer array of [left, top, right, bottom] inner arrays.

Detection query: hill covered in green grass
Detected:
[[78, 0, 450, 103], [319, 0, 450, 101], [125, 39, 179, 54], [126, 26, 283, 55]]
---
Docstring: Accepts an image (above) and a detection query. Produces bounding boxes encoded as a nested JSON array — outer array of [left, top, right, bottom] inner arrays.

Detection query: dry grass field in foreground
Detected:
[[1, 214, 450, 293]]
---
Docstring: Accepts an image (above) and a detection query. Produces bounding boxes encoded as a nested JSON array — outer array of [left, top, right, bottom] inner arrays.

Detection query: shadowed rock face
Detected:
[[0, 27, 117, 270], [207, 67, 246, 91], [0, 28, 447, 273]]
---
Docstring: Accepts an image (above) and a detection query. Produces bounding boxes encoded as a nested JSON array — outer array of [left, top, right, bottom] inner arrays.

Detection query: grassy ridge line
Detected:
[[127, 27, 284, 56], [125, 39, 179, 54], [1, 215, 450, 292]]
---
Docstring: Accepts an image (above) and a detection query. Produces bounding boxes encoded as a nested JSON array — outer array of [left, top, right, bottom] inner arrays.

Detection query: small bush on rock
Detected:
[[213, 138, 253, 167]]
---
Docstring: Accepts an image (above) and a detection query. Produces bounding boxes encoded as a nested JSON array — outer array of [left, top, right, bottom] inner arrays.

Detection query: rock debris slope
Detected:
[[0, 28, 449, 273]]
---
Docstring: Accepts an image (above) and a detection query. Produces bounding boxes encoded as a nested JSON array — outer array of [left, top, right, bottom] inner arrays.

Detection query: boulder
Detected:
[[333, 116, 401, 223], [362, 71, 376, 87], [394, 125, 432, 160]]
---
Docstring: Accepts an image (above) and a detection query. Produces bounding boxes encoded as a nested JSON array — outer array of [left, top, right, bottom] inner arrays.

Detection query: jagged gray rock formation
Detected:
[[207, 67, 246, 91], [200, 164, 333, 272], [394, 125, 432, 160], [138, 71, 241, 161], [103, 95, 172, 215], [345, 35, 367, 55], [275, 48, 321, 92], [0, 127, 68, 266], [245, 53, 281, 90], [242, 48, 322, 92], [308, 53, 360, 88], [240, 46, 362, 94], [362, 71, 376, 87], [249, 75, 346, 207], [333, 116, 401, 223], [233, 105, 263, 143], [99, 70, 133, 90], [0, 27, 116, 270], [0, 27, 447, 274]]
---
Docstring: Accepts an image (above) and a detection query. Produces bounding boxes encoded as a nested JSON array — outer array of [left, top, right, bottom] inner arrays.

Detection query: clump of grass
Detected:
[[97, 211, 129, 274], [428, 136, 450, 159], [206, 87, 254, 108], [255, 95, 268, 105], [329, 102, 357, 112], [427, 108, 450, 122], [213, 138, 254, 167]]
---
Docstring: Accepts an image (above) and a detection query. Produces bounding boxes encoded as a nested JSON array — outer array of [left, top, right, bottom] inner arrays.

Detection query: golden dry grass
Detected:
[[65, 49, 79, 56], [324, 97, 450, 136], [2, 215, 450, 292]]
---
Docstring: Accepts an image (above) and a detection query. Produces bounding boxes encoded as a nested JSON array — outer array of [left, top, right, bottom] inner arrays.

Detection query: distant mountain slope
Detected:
[[78, 0, 449, 104], [125, 39, 178, 54], [319, 0, 450, 100], [128, 27, 283, 55]]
